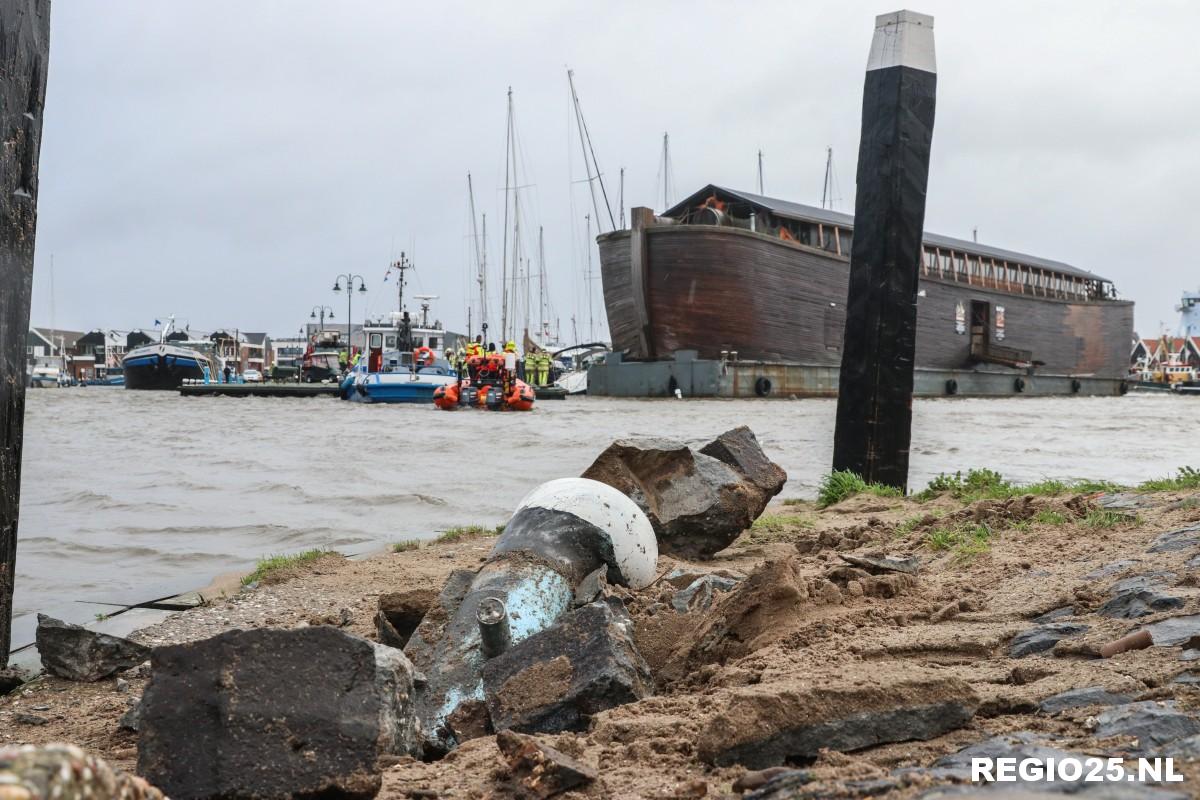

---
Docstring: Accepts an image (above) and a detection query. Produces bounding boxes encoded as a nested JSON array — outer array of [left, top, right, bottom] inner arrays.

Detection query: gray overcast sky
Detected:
[[29, 0, 1200, 341]]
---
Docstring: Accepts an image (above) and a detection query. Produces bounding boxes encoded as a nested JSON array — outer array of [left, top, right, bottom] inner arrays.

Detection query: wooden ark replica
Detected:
[[591, 185, 1134, 398]]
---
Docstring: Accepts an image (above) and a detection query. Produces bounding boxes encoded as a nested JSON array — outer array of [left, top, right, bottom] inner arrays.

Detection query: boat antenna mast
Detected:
[[757, 149, 764, 194], [567, 68, 616, 232], [821, 146, 841, 210], [585, 213, 595, 342], [657, 132, 675, 210], [538, 226, 547, 342]]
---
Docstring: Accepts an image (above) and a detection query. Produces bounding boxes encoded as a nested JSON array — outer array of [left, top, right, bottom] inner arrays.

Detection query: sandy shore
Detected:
[[4, 482, 1200, 798]]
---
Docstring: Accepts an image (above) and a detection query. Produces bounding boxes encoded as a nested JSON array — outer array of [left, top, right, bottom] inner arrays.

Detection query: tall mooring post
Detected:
[[1, 0, 51, 667], [832, 10, 936, 491]]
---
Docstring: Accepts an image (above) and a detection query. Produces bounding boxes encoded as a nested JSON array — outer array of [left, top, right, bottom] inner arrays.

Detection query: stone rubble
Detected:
[[35, 614, 151, 682]]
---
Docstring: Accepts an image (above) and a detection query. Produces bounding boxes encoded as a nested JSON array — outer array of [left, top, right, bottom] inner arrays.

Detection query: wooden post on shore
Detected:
[[1, 0, 51, 667], [832, 10, 936, 491]]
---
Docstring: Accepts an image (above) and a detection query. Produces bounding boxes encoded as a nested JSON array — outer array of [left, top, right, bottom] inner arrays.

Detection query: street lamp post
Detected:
[[332, 274, 367, 358], [310, 305, 334, 335]]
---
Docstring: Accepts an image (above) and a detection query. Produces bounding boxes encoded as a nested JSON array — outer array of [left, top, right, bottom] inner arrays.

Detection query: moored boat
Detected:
[[593, 185, 1134, 397]]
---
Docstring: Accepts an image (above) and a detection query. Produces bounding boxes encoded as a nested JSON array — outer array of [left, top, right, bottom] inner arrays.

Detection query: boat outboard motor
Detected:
[[404, 477, 657, 756]]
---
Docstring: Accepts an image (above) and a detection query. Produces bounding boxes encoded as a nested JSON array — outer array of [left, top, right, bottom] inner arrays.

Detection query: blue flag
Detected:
[[154, 319, 161, 326]]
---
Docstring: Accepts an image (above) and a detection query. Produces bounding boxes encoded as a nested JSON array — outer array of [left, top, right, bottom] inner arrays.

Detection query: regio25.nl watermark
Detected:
[[972, 756, 1184, 785]]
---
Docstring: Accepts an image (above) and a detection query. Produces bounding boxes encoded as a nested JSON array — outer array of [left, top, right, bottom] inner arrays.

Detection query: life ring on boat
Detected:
[[1070, 378, 1082, 394], [945, 379, 958, 396], [414, 347, 435, 366], [1014, 377, 1026, 393], [754, 377, 772, 397]]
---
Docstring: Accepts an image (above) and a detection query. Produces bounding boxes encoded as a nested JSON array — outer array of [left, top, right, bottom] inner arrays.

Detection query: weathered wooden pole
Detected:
[[832, 10, 936, 491], [1, 0, 51, 668]]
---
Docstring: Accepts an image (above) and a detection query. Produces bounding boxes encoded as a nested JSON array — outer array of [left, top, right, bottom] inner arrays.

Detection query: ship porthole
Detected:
[[945, 379, 958, 396], [1071, 378, 1082, 394], [1014, 377, 1026, 393], [754, 377, 772, 397]]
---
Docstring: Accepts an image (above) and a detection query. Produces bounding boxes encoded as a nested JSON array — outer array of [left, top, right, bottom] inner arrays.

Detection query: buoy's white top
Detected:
[[867, 10, 936, 74], [515, 477, 658, 589]]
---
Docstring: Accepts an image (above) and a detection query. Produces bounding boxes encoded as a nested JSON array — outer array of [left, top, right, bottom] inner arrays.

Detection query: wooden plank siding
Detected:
[[597, 225, 1133, 379]]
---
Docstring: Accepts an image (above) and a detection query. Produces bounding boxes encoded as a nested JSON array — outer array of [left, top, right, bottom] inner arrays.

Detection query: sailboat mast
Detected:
[[822, 146, 834, 210], [567, 69, 616, 231], [467, 173, 487, 330], [500, 87, 513, 345], [538, 226, 546, 340], [662, 133, 671, 210], [757, 149, 764, 194], [481, 213, 488, 329], [585, 213, 594, 341], [619, 167, 625, 229]]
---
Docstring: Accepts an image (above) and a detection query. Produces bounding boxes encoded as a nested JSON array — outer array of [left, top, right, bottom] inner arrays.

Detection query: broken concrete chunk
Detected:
[[495, 730, 597, 798], [1094, 701, 1200, 751], [1038, 687, 1132, 714], [573, 565, 609, 606], [1148, 525, 1200, 553], [1031, 606, 1074, 624], [482, 600, 652, 734], [582, 427, 786, 558], [672, 574, 740, 613], [1141, 614, 1200, 646], [698, 425, 787, 499], [138, 626, 419, 800], [838, 553, 919, 576], [1008, 623, 1089, 658], [0, 667, 28, 696], [35, 614, 151, 682], [0, 744, 166, 800], [697, 673, 978, 769], [1098, 587, 1183, 619]]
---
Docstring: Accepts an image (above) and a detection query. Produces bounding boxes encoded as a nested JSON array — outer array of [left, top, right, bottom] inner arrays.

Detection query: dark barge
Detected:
[[591, 185, 1134, 398]]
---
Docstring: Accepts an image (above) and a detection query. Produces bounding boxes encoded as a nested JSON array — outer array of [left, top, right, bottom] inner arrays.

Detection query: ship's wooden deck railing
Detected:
[[920, 245, 1104, 302]]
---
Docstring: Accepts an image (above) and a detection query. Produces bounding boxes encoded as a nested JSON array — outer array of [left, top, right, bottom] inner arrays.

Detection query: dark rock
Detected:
[[1165, 734, 1200, 759], [1171, 671, 1200, 686], [1009, 623, 1089, 657], [15, 712, 48, 725], [35, 614, 151, 682], [1140, 614, 1200, 646], [1094, 701, 1200, 750], [697, 673, 978, 769], [1189, 554, 1200, 569], [1032, 606, 1075, 624], [839, 553, 920, 576], [748, 774, 902, 799], [1098, 493, 1158, 511], [138, 626, 418, 800], [1083, 559, 1140, 580], [1110, 572, 1175, 594], [698, 425, 788, 499], [573, 565, 609, 606], [119, 697, 141, 732], [482, 599, 652, 734], [0, 667, 28, 695], [582, 427, 786, 558], [376, 588, 436, 649], [1038, 687, 1132, 714], [1097, 588, 1183, 619], [1148, 525, 1200, 553], [403, 568, 476, 676], [495, 729, 597, 798], [672, 574, 740, 613]]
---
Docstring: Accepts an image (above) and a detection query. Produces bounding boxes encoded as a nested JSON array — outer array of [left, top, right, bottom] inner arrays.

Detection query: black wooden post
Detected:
[[1, 0, 51, 668], [832, 10, 936, 491]]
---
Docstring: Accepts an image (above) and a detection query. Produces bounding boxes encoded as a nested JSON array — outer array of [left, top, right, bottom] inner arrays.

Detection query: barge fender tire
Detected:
[[1014, 377, 1026, 393], [1071, 378, 1082, 394], [945, 379, 958, 396], [754, 377, 772, 397]]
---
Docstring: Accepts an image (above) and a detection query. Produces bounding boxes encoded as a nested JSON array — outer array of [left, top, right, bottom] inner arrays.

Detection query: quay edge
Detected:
[[587, 351, 1128, 399]]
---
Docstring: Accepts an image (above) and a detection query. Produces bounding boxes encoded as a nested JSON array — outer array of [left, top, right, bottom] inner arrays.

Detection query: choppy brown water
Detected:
[[14, 389, 1200, 641]]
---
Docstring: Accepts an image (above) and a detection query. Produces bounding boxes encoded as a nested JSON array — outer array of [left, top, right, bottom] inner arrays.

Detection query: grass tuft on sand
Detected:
[[817, 470, 902, 508], [436, 524, 505, 543], [392, 539, 421, 553], [1137, 466, 1200, 493], [242, 548, 337, 586], [925, 522, 994, 561], [915, 468, 1121, 503]]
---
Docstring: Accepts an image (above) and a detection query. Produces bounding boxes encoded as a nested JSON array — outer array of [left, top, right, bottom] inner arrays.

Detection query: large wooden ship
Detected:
[[595, 185, 1133, 396]]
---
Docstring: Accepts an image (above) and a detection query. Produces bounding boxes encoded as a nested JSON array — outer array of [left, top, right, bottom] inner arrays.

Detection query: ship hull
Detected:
[[598, 224, 1133, 381], [123, 346, 208, 390]]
